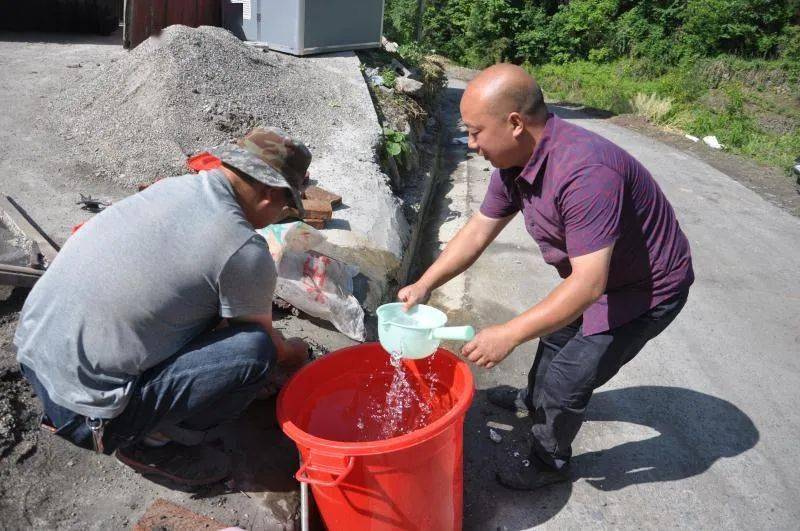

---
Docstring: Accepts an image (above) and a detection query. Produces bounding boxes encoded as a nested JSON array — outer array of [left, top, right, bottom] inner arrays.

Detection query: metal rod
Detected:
[[0, 264, 44, 275], [301, 480, 309, 531], [299, 449, 309, 531]]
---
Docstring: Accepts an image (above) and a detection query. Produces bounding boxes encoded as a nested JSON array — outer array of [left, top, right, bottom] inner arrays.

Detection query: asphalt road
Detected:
[[429, 78, 800, 530]]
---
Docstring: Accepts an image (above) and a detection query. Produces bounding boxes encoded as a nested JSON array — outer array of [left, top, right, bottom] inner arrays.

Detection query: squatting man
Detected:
[[15, 127, 312, 485]]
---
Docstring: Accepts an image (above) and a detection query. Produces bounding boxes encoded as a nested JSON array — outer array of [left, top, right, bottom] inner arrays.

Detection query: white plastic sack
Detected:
[[276, 250, 365, 341], [260, 221, 325, 262], [702, 135, 724, 150], [258, 222, 365, 341]]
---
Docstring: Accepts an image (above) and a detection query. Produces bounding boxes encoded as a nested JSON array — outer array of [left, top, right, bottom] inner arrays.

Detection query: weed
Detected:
[[380, 67, 398, 89], [630, 92, 673, 123], [383, 127, 409, 160]]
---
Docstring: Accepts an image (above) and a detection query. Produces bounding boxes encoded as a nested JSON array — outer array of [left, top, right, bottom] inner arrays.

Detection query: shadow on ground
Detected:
[[463, 385, 759, 530], [550, 103, 616, 120]]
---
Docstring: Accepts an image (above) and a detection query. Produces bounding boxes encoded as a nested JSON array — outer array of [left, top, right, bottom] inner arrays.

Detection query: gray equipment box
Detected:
[[221, 0, 384, 56]]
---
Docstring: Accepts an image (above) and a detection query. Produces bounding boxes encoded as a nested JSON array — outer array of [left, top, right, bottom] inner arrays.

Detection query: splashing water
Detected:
[[357, 350, 436, 440]]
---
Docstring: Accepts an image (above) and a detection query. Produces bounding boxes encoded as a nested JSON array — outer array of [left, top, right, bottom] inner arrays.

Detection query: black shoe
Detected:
[[116, 442, 230, 487], [487, 386, 530, 418], [496, 459, 569, 491]]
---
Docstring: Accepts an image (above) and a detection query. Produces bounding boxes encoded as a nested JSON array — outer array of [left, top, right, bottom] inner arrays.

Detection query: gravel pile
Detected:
[[51, 25, 365, 188]]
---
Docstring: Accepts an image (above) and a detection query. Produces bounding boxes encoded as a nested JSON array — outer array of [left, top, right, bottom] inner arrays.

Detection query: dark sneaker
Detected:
[[487, 385, 531, 418], [496, 459, 569, 490], [116, 442, 230, 487]]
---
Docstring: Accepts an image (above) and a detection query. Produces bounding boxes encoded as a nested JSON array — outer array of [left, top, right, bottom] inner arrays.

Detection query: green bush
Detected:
[[384, 0, 418, 44], [547, 0, 618, 63], [383, 127, 410, 161], [385, 0, 799, 67], [778, 24, 800, 63], [680, 0, 793, 57], [382, 0, 800, 172]]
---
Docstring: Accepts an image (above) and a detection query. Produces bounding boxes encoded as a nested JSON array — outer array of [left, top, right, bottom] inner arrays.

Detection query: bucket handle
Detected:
[[295, 455, 355, 487]]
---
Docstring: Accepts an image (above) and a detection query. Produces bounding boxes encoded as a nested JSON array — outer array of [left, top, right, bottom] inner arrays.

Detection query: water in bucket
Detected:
[[296, 351, 453, 443], [364, 303, 475, 440], [347, 304, 473, 440]]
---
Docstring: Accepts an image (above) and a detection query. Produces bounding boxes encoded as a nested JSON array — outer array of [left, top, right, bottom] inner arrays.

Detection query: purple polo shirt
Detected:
[[480, 114, 693, 335]]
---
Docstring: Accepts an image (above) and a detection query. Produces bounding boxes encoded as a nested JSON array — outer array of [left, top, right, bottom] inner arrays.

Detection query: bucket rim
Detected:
[[277, 344, 475, 456], [376, 302, 448, 330]]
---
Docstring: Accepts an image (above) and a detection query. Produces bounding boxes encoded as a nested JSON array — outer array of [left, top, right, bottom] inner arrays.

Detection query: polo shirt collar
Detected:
[[517, 113, 556, 185]]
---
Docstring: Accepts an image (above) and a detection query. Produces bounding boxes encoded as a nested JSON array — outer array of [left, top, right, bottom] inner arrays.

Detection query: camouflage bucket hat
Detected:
[[209, 127, 311, 217]]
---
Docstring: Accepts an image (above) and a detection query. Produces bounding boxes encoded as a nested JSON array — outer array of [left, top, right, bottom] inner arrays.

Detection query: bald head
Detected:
[[463, 64, 547, 123]]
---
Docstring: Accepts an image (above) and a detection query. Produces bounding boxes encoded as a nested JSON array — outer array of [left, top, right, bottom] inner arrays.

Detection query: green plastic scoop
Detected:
[[376, 303, 476, 359]]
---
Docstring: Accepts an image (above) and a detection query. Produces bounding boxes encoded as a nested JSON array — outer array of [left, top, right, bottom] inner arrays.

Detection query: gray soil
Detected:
[[0, 222, 32, 267], [51, 24, 375, 189]]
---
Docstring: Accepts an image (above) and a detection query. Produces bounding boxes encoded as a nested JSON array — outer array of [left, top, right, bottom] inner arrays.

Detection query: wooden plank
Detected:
[[0, 196, 59, 267], [0, 264, 44, 288], [126, 0, 222, 49]]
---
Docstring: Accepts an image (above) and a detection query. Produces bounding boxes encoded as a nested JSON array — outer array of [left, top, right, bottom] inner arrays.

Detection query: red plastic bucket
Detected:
[[277, 343, 474, 530]]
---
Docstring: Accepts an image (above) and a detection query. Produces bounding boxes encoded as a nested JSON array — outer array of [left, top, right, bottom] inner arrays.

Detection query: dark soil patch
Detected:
[[0, 287, 38, 460]]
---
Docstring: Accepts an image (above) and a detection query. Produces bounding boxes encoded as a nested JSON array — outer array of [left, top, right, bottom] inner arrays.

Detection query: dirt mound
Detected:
[[52, 25, 344, 188]]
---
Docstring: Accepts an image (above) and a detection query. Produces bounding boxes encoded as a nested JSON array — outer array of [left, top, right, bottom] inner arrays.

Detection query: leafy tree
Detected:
[[385, 0, 419, 44], [384, 0, 798, 66], [547, 0, 619, 63], [680, 0, 793, 57]]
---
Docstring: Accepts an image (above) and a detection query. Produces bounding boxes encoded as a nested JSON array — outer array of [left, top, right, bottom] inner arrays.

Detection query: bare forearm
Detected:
[[461, 244, 613, 369], [505, 275, 602, 346]]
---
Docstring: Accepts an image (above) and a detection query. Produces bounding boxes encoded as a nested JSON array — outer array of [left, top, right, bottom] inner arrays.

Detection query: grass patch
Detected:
[[528, 58, 799, 173]]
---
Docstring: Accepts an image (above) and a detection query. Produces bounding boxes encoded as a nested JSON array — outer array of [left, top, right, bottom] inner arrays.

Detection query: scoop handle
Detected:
[[430, 326, 475, 341]]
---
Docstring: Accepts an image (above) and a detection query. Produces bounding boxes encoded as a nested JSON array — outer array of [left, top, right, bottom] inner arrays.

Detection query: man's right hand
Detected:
[[232, 313, 309, 367], [398, 281, 432, 311], [279, 337, 310, 367]]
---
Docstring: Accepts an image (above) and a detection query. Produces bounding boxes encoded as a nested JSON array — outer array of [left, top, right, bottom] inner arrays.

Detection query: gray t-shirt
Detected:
[[14, 170, 276, 418]]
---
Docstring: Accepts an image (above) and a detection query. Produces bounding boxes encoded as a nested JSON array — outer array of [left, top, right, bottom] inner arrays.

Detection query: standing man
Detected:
[[15, 127, 311, 486], [399, 65, 693, 490]]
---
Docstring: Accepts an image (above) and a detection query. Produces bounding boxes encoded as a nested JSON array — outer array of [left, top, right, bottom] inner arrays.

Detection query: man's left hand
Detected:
[[461, 325, 518, 368]]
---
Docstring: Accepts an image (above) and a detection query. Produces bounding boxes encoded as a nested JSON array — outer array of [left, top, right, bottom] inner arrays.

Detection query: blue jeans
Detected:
[[22, 323, 275, 454]]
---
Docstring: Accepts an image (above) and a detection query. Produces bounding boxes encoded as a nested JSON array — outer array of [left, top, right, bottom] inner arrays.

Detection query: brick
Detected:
[[301, 199, 333, 220], [303, 218, 326, 229], [133, 498, 227, 531], [303, 185, 341, 207]]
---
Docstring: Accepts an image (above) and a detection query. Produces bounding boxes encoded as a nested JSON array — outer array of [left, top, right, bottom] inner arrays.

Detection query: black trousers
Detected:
[[525, 289, 689, 470]]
